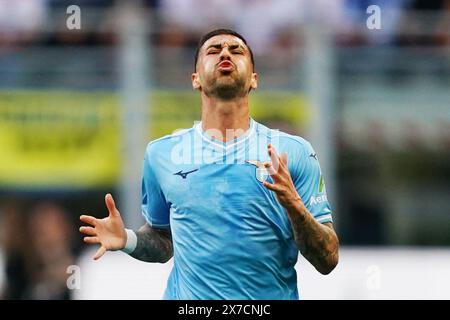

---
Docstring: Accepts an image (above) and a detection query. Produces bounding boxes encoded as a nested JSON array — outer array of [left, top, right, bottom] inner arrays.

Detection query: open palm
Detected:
[[79, 193, 127, 260]]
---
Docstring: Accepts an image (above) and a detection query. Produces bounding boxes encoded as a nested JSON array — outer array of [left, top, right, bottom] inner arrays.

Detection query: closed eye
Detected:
[[229, 45, 243, 54], [206, 44, 222, 55]]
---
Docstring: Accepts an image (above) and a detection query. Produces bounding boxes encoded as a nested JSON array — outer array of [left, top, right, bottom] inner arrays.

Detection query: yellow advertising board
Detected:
[[0, 90, 308, 189]]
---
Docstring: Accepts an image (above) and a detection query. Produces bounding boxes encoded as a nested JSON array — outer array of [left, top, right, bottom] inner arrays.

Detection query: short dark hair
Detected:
[[194, 28, 255, 72]]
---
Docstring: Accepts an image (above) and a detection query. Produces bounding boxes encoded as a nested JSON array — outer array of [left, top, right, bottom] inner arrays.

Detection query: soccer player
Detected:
[[79, 29, 339, 299]]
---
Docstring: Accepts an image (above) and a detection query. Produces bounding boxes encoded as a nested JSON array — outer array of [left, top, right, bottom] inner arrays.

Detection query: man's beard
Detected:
[[204, 74, 248, 100]]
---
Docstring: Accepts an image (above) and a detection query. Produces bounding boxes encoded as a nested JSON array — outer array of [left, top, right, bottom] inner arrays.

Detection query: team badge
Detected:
[[246, 160, 269, 182]]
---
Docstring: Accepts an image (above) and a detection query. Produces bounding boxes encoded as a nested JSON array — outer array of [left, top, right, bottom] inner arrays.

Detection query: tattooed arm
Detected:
[[262, 144, 339, 275], [285, 203, 339, 274], [80, 193, 172, 263], [130, 223, 173, 263]]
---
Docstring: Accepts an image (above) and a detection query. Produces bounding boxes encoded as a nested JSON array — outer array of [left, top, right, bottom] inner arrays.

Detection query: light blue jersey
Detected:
[[141, 118, 333, 300]]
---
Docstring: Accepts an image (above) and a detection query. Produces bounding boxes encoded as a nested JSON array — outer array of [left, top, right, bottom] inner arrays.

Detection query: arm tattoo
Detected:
[[130, 223, 173, 263], [287, 204, 339, 274]]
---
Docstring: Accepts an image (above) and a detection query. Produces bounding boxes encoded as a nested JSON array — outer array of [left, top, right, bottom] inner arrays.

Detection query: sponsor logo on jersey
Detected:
[[309, 153, 318, 160], [173, 169, 198, 179], [310, 194, 328, 206]]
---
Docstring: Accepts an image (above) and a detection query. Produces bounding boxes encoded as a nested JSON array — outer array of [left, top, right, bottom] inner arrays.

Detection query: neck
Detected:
[[200, 92, 250, 142]]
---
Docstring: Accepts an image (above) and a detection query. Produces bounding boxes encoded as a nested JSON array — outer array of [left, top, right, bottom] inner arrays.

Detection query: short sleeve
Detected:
[[291, 141, 333, 224], [141, 145, 171, 229]]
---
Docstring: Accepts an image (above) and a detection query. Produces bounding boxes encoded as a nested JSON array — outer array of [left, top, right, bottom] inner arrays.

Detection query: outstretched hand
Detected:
[[79, 193, 127, 260]]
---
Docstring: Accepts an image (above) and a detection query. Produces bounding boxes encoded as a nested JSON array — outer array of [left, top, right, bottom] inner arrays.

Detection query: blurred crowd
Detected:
[[0, 193, 109, 299], [0, 200, 77, 299], [0, 0, 449, 49]]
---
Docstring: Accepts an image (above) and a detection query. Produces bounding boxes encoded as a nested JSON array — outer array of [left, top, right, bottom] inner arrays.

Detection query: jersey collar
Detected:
[[194, 117, 256, 150]]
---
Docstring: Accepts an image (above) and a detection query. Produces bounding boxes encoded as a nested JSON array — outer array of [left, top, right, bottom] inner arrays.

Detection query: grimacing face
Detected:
[[192, 34, 258, 100]]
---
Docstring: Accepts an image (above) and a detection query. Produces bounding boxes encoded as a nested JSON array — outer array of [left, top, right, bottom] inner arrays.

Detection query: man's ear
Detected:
[[192, 73, 201, 91], [250, 72, 258, 91]]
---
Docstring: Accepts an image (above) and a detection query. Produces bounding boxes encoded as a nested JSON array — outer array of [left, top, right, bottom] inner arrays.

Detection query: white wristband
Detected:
[[122, 228, 137, 254]]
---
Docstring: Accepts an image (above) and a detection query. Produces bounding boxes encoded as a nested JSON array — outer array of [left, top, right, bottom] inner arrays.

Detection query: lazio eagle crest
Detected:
[[246, 160, 269, 182]]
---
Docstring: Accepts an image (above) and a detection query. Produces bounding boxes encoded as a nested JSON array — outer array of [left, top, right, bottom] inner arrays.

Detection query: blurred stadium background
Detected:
[[0, 0, 449, 299]]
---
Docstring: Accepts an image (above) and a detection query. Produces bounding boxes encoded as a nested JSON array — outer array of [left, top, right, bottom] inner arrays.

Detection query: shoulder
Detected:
[[144, 127, 194, 160], [254, 121, 320, 178], [255, 121, 313, 155]]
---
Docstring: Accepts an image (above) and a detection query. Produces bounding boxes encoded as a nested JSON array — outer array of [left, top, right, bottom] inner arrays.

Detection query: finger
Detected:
[[79, 226, 96, 236], [267, 144, 280, 174], [105, 193, 120, 217], [280, 152, 288, 166], [93, 246, 106, 260], [263, 180, 283, 192], [263, 161, 277, 176], [83, 236, 100, 244], [80, 215, 97, 227]]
